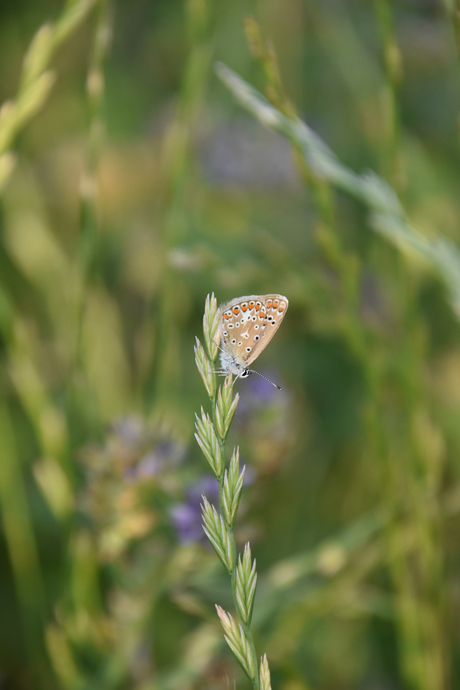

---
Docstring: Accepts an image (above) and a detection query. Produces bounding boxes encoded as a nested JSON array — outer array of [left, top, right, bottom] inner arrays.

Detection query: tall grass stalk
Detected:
[[0, 0, 101, 679], [0, 0, 98, 194], [195, 293, 272, 689], [74, 0, 112, 393], [151, 0, 215, 414], [218, 19, 450, 689], [215, 63, 460, 322], [450, 0, 460, 61], [373, 6, 448, 688], [0, 403, 46, 664], [373, 0, 403, 188]]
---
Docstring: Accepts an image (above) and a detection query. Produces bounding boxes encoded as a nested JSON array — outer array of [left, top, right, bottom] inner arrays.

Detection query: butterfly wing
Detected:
[[220, 294, 288, 369]]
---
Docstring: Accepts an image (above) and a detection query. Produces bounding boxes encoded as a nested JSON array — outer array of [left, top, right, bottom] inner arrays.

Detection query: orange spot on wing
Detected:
[[255, 303, 261, 311], [241, 304, 248, 311], [233, 307, 240, 315], [224, 314, 231, 320], [260, 311, 266, 318], [266, 299, 272, 308], [249, 301, 255, 309]]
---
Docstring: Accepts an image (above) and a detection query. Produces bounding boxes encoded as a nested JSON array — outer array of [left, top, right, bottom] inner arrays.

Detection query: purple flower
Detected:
[[170, 503, 204, 544], [171, 475, 219, 545]]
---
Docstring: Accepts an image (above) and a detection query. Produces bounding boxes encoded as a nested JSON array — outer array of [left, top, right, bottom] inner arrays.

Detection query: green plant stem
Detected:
[[150, 0, 215, 412], [373, 6, 448, 684], [208, 373, 260, 688], [76, 0, 111, 349], [0, 403, 46, 669], [0, 0, 98, 177], [221, 34, 448, 687], [451, 0, 460, 61], [374, 0, 403, 188], [215, 62, 460, 321]]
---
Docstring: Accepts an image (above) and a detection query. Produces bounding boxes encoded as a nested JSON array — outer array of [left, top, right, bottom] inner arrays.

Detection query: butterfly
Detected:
[[216, 294, 289, 388]]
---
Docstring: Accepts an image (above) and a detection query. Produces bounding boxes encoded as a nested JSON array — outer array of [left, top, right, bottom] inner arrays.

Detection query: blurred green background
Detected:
[[1, 0, 460, 688]]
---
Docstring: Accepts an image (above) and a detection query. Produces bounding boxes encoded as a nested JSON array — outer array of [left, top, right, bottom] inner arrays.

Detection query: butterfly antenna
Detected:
[[247, 369, 282, 390]]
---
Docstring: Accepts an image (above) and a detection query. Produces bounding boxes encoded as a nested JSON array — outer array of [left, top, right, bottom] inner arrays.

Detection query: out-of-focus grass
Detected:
[[1, 0, 460, 688]]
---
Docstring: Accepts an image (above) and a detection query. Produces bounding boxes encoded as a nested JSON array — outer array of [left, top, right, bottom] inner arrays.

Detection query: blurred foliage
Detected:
[[1, 0, 460, 688]]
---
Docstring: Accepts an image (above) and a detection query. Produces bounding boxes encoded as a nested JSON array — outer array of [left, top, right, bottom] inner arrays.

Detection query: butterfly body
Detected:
[[218, 294, 288, 380]]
